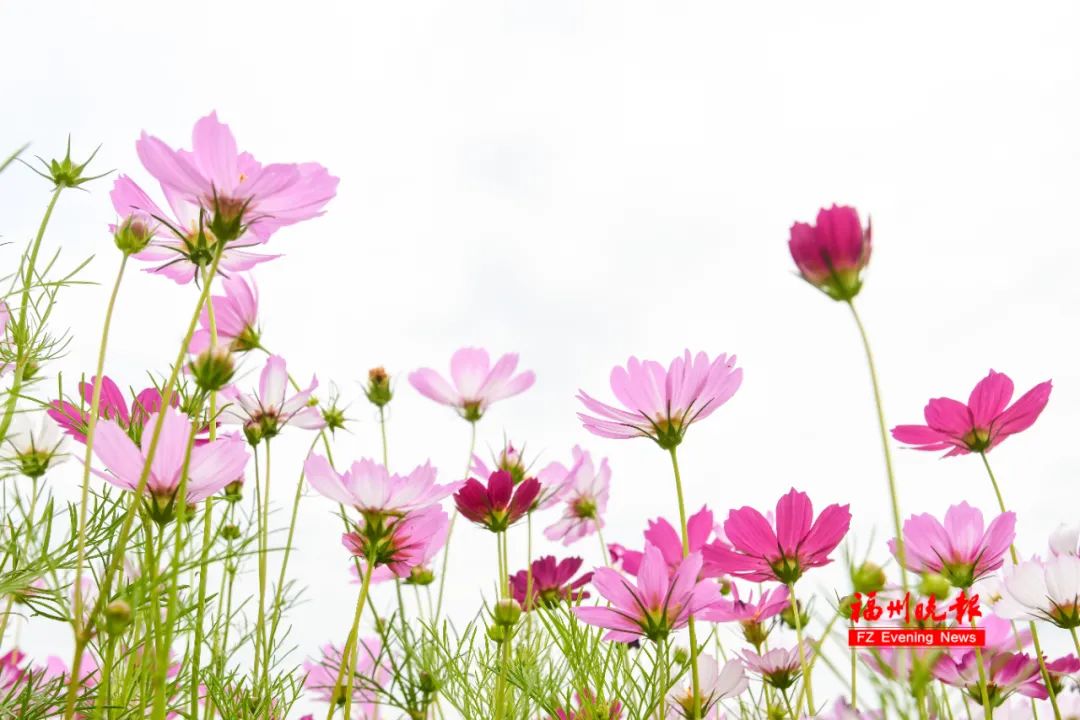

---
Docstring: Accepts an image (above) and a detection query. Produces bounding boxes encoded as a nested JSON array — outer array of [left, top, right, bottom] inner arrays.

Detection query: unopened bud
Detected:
[[418, 671, 440, 694], [114, 216, 153, 255], [920, 572, 952, 601], [672, 646, 690, 665], [852, 562, 887, 594], [104, 599, 132, 635], [742, 620, 769, 648], [189, 347, 235, 392], [365, 367, 393, 408], [406, 566, 435, 586], [486, 624, 511, 643], [220, 524, 241, 541], [223, 480, 243, 503], [493, 598, 522, 627], [780, 600, 809, 631]]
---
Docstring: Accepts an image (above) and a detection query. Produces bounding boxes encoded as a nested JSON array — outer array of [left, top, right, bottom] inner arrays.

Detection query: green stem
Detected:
[[787, 582, 814, 716], [973, 645, 993, 720], [258, 440, 273, 689], [667, 448, 702, 719], [434, 420, 478, 621], [846, 300, 909, 592], [62, 249, 224, 720], [332, 559, 375, 720], [378, 405, 389, 467], [595, 521, 611, 568]]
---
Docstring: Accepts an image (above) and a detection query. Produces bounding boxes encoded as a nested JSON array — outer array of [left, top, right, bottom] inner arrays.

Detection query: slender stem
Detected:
[[62, 250, 224, 720], [979, 453, 1061, 720], [846, 300, 909, 592], [973, 645, 993, 719], [258, 440, 273, 688], [525, 513, 534, 612], [0, 186, 63, 441], [667, 447, 702, 719], [378, 406, 389, 467], [70, 254, 129, 653], [796, 605, 842, 711], [595, 521, 611, 568], [787, 581, 814, 716], [331, 559, 375, 720], [434, 420, 478, 621], [850, 642, 857, 710]]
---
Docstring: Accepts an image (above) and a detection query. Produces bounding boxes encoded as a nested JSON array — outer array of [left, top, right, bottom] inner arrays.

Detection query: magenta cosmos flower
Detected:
[[574, 544, 721, 643], [892, 370, 1052, 457], [934, 650, 1047, 706], [510, 556, 592, 610], [740, 642, 814, 690], [342, 505, 450, 579], [611, 506, 720, 578], [135, 112, 338, 243], [704, 488, 851, 584], [544, 448, 611, 545], [303, 639, 385, 713], [111, 175, 278, 285], [305, 454, 459, 518], [454, 470, 539, 533], [666, 654, 748, 720], [889, 501, 1015, 588], [189, 274, 260, 354], [221, 355, 324, 444], [577, 350, 742, 449], [48, 375, 178, 444], [409, 347, 535, 422], [472, 441, 573, 509], [90, 406, 250, 523], [700, 583, 789, 624], [788, 204, 872, 301]]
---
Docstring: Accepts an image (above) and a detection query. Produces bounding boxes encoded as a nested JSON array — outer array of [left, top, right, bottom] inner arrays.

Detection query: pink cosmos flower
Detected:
[[700, 583, 789, 624], [891, 370, 1052, 457], [90, 406, 250, 523], [666, 655, 748, 719], [888, 502, 1015, 588], [454, 470, 540, 532], [740, 642, 814, 690], [934, 649, 1047, 705], [135, 112, 338, 243], [342, 505, 449, 579], [509, 555, 592, 610], [544, 448, 611, 545], [111, 174, 279, 285], [703, 488, 851, 584], [304, 454, 460, 517], [577, 350, 742, 448], [303, 639, 385, 714], [788, 204, 872, 301], [189, 274, 260, 353], [408, 347, 535, 422], [819, 699, 883, 720], [574, 544, 721, 643], [613, 506, 720, 578], [48, 375, 178, 444], [221, 354, 324, 444]]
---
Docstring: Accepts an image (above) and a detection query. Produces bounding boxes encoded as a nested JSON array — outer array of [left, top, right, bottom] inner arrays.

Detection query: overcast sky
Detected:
[[3, 1, 1079, 716]]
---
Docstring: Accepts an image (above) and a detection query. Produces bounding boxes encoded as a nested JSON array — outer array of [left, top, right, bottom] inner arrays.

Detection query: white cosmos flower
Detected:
[[5, 412, 70, 478], [997, 554, 1080, 628], [666, 654, 748, 719]]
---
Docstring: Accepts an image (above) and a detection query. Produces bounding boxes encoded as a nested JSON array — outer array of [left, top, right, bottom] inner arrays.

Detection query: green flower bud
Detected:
[[493, 598, 522, 627], [672, 646, 690, 665], [418, 671, 440, 694], [223, 480, 243, 503], [919, 572, 952, 601], [406, 566, 435, 586], [851, 562, 887, 594], [189, 346, 235, 392], [742, 620, 769, 648], [220, 524, 241, 541], [103, 599, 132, 635], [365, 367, 393, 408], [486, 624, 511, 643], [780, 599, 809, 631], [114, 216, 153, 255]]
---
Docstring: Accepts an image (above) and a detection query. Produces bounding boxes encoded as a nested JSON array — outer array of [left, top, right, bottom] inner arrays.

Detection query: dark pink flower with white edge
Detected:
[[305, 454, 459, 518], [892, 370, 1052, 457], [454, 470, 540, 532], [543, 448, 611, 545], [111, 174, 279, 285], [135, 112, 338, 243], [409, 347, 535, 422], [577, 350, 741, 449], [613, 506, 722, 579], [90, 406, 250, 523], [888, 501, 1014, 589], [934, 649, 1047, 705], [700, 583, 789, 624], [703, 488, 851, 584], [509, 555, 592, 610], [740, 642, 814, 690], [342, 505, 449, 578], [48, 375, 178, 444], [189, 274, 260, 353], [574, 544, 721, 643], [221, 354, 324, 444], [788, 204, 872, 301]]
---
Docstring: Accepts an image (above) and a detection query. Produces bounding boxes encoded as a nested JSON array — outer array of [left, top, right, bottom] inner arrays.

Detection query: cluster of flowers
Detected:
[[2, 112, 1077, 720]]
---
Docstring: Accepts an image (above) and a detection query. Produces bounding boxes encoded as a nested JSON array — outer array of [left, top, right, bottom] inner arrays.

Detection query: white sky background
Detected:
[[2, 1, 1080, 716]]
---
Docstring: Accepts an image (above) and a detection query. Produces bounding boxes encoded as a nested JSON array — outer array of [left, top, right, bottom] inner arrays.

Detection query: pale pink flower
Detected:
[[577, 350, 742, 448], [740, 643, 814, 690], [892, 370, 1052, 457], [1050, 524, 1080, 557], [408, 347, 535, 421], [304, 455, 459, 517], [997, 554, 1080, 628], [614, 506, 721, 578], [221, 354, 324, 444], [888, 501, 1015, 588], [135, 112, 338, 243], [788, 204, 872, 301], [342, 505, 450, 578], [91, 406, 250, 522], [544, 448, 611, 545], [304, 639, 385, 715], [934, 649, 1047, 705], [189, 274, 260, 353], [574, 544, 721, 643], [700, 583, 789, 624], [666, 655, 747, 719], [704, 488, 851, 584], [111, 174, 279, 285]]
